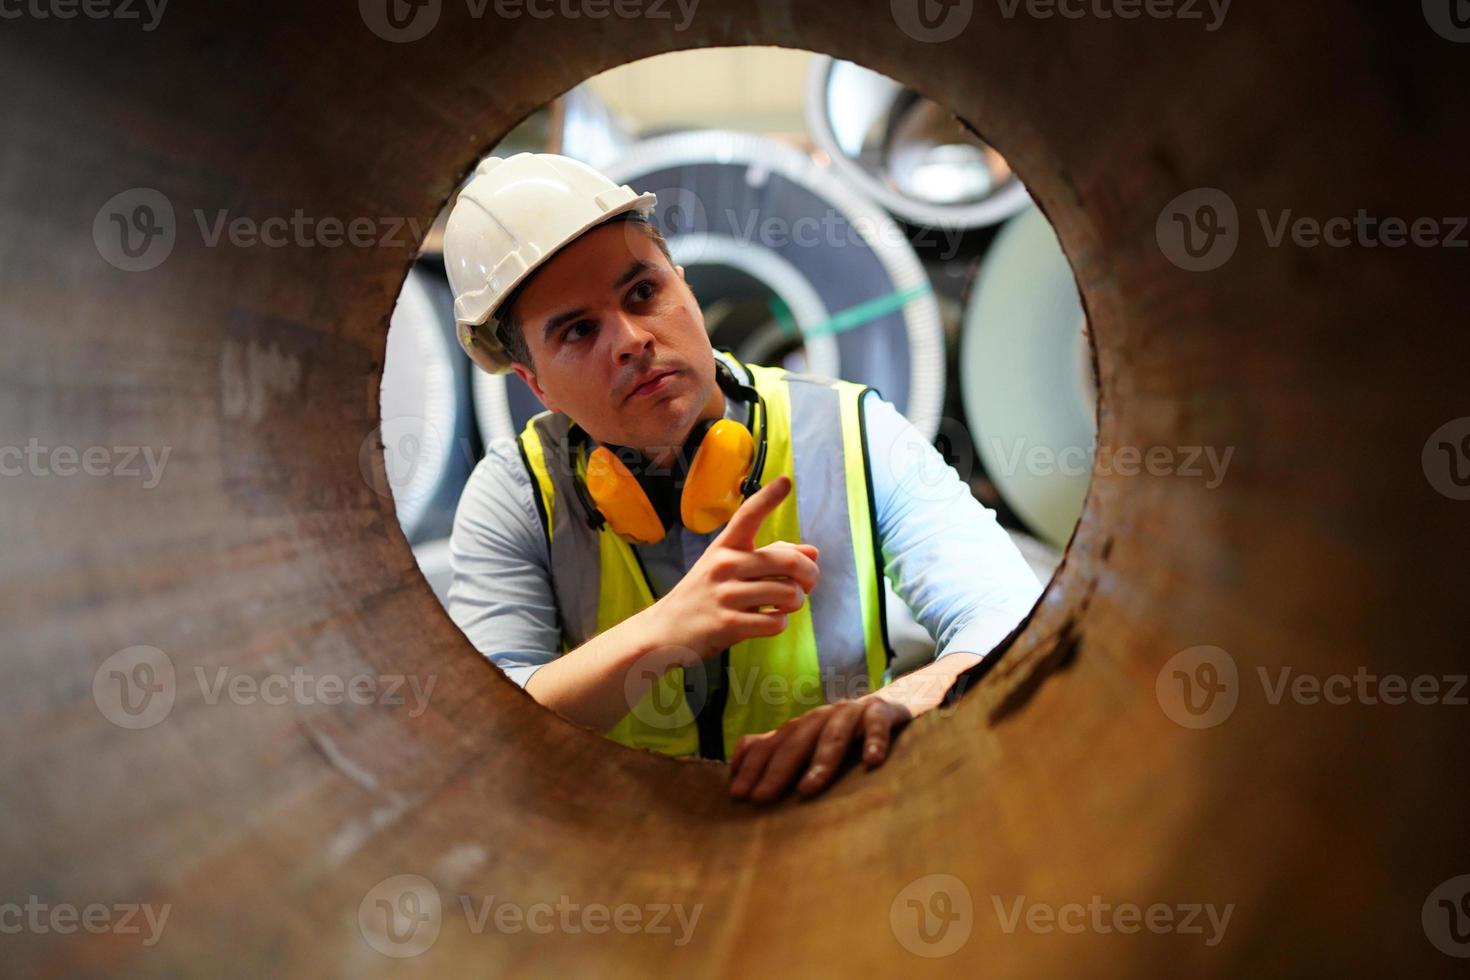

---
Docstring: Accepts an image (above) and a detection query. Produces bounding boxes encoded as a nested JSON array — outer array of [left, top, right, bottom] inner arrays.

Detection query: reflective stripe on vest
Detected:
[[517, 362, 892, 759]]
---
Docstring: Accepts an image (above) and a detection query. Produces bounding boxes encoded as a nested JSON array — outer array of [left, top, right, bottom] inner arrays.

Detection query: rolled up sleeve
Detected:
[[446, 441, 562, 689], [861, 394, 1043, 663]]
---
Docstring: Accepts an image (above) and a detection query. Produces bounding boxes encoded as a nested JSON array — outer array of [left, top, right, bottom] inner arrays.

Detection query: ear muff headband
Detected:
[[714, 359, 768, 500], [570, 357, 769, 542]]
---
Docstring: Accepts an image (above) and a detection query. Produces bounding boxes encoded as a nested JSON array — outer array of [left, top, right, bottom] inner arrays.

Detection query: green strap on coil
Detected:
[[769, 283, 932, 340]]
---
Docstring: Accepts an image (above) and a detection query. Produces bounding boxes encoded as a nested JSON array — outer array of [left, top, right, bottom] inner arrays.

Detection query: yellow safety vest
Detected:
[[517, 359, 891, 759]]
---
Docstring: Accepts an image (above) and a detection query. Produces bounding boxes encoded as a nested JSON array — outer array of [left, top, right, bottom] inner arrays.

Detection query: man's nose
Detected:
[[607, 312, 654, 365]]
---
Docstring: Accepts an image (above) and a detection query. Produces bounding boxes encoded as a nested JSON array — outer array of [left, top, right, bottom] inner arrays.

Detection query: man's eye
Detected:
[[631, 280, 657, 302], [564, 321, 594, 342]]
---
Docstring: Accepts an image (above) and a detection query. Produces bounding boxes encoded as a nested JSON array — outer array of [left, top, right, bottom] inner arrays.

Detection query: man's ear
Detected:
[[511, 363, 557, 413], [675, 264, 685, 281]]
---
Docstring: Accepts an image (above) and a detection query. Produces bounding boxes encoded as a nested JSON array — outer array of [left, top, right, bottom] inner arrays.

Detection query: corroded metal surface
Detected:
[[1, 2, 1466, 975]]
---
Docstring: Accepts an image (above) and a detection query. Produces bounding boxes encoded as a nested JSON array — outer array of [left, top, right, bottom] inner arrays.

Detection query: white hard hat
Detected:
[[443, 152, 658, 374]]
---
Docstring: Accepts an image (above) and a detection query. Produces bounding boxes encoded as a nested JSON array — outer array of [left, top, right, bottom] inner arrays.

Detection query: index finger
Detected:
[[716, 475, 791, 551]]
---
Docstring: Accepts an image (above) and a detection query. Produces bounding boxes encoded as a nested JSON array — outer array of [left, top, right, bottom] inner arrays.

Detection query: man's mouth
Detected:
[[625, 369, 678, 401]]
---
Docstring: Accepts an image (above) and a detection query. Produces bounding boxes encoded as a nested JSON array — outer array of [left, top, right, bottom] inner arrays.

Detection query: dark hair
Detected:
[[489, 211, 674, 371]]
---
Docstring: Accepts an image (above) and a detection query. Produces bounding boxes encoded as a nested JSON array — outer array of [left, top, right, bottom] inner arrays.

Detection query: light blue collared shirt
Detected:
[[447, 366, 1043, 691]]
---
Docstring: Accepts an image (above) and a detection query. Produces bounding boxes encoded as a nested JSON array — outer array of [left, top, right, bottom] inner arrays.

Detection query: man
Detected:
[[443, 152, 1041, 803]]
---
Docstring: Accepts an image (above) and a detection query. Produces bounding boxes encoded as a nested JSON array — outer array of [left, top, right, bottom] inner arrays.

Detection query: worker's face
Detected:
[[508, 220, 717, 454]]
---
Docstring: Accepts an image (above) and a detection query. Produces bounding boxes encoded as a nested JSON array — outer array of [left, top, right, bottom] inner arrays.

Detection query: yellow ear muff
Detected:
[[681, 419, 756, 534], [585, 446, 666, 545]]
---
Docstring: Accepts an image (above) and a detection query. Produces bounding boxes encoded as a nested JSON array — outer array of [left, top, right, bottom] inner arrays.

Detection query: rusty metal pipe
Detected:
[[1, 1, 1466, 975]]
